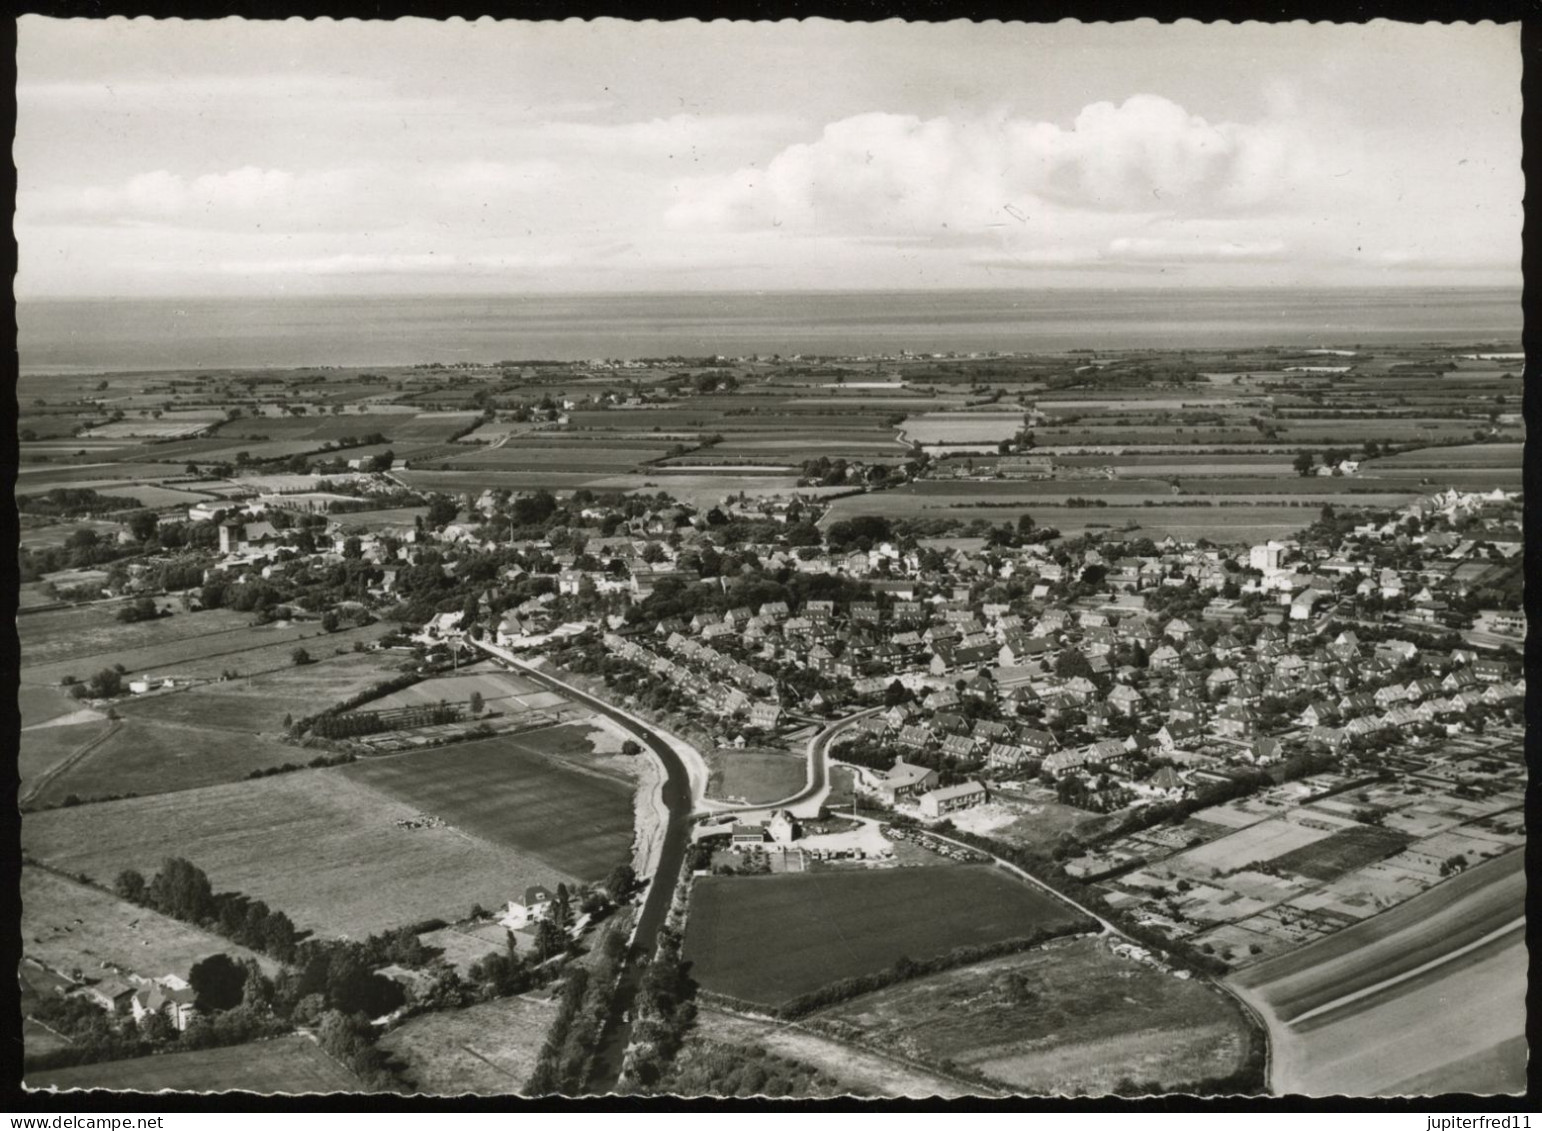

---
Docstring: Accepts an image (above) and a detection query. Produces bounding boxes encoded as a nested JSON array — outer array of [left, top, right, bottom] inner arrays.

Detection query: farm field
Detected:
[[706, 750, 808, 806], [377, 994, 556, 1095], [342, 733, 636, 883], [20, 614, 379, 690], [19, 682, 94, 727], [115, 650, 406, 734], [1265, 825, 1413, 882], [394, 469, 604, 493], [27, 1035, 362, 1095], [30, 717, 313, 806], [1265, 932, 1525, 1096], [367, 665, 543, 710], [22, 771, 566, 939], [683, 867, 1090, 1008], [816, 936, 1256, 1096], [21, 866, 278, 986], [424, 446, 669, 472], [19, 605, 258, 669], [19, 717, 113, 799], [692, 1008, 974, 1099], [822, 491, 1326, 543], [1167, 817, 1337, 876], [1229, 849, 1523, 1024]]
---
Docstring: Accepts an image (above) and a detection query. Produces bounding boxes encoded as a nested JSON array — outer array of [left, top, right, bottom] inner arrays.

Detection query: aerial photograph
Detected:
[[12, 17, 1525, 1101]]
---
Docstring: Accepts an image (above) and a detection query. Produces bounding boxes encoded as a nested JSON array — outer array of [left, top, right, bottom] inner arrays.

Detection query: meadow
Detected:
[[377, 994, 556, 1095], [683, 867, 1088, 1008], [20, 604, 258, 669], [21, 865, 279, 985], [22, 770, 568, 939], [27, 1035, 362, 1094], [816, 936, 1256, 1096], [30, 717, 314, 806]]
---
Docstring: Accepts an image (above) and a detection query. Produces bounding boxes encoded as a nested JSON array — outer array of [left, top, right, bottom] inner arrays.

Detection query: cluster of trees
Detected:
[[20, 527, 140, 579], [307, 702, 461, 740], [246, 752, 357, 779], [291, 672, 424, 735], [620, 925, 697, 1088], [316, 1009, 403, 1090], [18, 487, 141, 516], [649, 1039, 845, 1098], [23, 975, 290, 1073], [525, 928, 626, 1095], [115, 858, 301, 964], [115, 596, 165, 624], [64, 666, 128, 700]]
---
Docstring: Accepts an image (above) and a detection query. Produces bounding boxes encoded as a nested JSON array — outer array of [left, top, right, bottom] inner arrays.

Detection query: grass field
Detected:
[[683, 867, 1089, 1008], [31, 717, 313, 806], [692, 1008, 971, 1098], [19, 605, 256, 669], [22, 770, 576, 939], [343, 732, 636, 883], [19, 718, 113, 797], [21, 865, 278, 984], [114, 651, 406, 736], [27, 1035, 362, 1094], [20, 682, 97, 727], [21, 614, 383, 689], [1265, 825, 1414, 882], [377, 994, 556, 1095], [706, 750, 808, 806], [368, 667, 543, 710], [817, 936, 1254, 1096]]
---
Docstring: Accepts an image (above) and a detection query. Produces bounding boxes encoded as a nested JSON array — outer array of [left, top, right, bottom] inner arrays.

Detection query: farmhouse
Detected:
[[130, 975, 198, 1032], [500, 885, 555, 929]]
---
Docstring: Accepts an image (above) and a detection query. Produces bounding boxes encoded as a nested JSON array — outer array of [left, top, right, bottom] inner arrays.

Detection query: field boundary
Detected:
[[698, 1003, 1005, 1098], [21, 719, 122, 807]]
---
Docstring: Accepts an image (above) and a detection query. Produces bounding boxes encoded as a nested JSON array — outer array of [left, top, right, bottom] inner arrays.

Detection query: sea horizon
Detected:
[[17, 285, 1523, 375]]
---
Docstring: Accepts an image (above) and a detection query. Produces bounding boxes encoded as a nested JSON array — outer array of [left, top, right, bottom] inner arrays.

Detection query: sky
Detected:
[[15, 18, 1523, 298]]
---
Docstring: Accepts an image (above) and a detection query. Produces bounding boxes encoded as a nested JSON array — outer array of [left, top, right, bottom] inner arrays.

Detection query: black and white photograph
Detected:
[[11, 15, 1527, 1102]]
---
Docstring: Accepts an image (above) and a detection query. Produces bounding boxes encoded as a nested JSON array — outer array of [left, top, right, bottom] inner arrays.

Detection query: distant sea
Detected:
[[16, 287, 1522, 375]]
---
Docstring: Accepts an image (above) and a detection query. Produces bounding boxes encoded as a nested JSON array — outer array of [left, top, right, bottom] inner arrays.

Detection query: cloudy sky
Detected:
[[16, 18, 1522, 298]]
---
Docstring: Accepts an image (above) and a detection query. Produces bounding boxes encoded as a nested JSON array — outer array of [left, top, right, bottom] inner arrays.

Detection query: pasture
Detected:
[[19, 717, 113, 799], [29, 717, 313, 806], [343, 732, 637, 883], [683, 867, 1089, 1008], [367, 666, 544, 711], [817, 936, 1255, 1096], [21, 866, 278, 985], [115, 650, 406, 734], [27, 1035, 361, 1095], [378, 994, 556, 1095], [22, 771, 573, 939], [19, 605, 258, 670]]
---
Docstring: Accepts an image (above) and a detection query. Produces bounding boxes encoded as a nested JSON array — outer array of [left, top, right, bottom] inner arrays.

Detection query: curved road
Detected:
[[472, 641, 694, 1092]]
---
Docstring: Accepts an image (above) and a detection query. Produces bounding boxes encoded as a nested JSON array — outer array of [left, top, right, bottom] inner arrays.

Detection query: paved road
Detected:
[[704, 706, 884, 820], [471, 641, 693, 1093]]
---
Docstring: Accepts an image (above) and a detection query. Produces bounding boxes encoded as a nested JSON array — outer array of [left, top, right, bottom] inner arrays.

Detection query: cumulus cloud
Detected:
[[669, 95, 1308, 238], [25, 166, 354, 224]]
